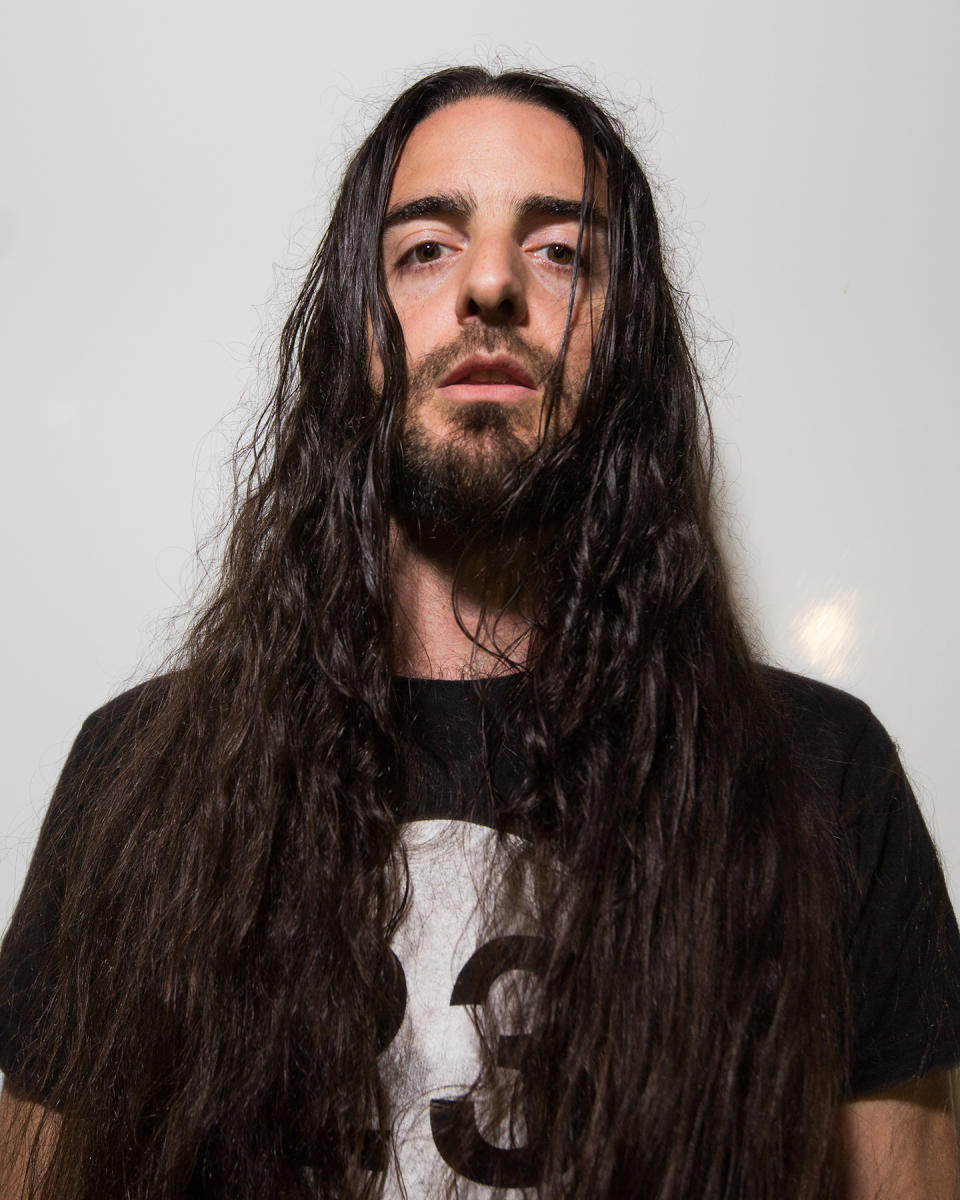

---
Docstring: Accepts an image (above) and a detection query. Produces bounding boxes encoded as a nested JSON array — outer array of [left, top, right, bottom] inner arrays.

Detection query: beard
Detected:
[[390, 327, 580, 552]]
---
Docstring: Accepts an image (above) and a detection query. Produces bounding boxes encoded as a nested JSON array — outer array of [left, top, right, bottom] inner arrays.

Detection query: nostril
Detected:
[[465, 296, 515, 323]]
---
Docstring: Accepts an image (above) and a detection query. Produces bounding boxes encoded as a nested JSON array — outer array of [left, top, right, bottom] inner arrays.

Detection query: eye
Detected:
[[533, 243, 577, 267], [403, 241, 452, 266]]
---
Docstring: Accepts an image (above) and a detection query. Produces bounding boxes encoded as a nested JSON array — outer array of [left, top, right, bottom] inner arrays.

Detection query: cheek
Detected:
[[563, 321, 596, 377], [564, 286, 605, 368], [393, 298, 448, 365]]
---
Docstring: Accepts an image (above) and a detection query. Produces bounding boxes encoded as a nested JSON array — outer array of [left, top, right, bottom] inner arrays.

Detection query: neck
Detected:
[[388, 520, 535, 680]]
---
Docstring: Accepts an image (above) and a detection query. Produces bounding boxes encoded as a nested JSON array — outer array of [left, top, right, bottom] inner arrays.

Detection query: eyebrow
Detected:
[[382, 191, 608, 234]]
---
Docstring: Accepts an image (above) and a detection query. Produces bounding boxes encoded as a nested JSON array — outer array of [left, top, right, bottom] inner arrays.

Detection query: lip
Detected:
[[437, 353, 539, 402]]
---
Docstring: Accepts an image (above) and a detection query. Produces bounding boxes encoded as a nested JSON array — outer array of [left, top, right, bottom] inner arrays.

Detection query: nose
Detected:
[[455, 234, 528, 326]]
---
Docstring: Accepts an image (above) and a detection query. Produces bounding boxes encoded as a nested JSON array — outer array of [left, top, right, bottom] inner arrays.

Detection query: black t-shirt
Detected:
[[388, 668, 960, 1101], [1, 668, 959, 1191]]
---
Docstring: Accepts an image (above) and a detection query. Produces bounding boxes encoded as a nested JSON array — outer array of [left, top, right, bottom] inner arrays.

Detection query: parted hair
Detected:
[[9, 66, 848, 1198]]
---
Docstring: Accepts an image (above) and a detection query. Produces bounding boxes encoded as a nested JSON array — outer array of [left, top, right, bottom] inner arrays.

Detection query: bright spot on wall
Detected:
[[789, 591, 859, 681]]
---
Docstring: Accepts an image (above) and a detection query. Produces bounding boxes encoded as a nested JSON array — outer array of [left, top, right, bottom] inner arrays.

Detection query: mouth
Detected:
[[437, 353, 539, 403]]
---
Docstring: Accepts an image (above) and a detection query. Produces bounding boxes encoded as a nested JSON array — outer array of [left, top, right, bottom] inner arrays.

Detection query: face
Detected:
[[379, 97, 608, 532]]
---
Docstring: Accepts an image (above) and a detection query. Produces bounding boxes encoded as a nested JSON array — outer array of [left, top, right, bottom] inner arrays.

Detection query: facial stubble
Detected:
[[391, 328, 578, 549]]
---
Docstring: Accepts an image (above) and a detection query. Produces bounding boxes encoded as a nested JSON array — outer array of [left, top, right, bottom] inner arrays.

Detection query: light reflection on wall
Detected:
[[789, 591, 859, 681]]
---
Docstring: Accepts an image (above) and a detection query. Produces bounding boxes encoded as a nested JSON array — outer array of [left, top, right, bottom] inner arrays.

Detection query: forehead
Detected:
[[388, 97, 590, 209]]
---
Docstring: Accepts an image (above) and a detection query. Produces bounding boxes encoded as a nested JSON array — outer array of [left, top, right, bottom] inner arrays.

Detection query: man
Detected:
[[0, 66, 958, 1199]]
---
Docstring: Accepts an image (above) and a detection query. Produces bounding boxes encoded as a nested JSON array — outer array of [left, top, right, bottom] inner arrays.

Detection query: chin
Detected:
[[441, 398, 543, 450]]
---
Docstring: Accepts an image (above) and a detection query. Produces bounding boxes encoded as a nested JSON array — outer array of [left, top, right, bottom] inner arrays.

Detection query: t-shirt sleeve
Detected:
[[842, 710, 960, 1097], [0, 722, 95, 1096], [0, 685, 151, 1100]]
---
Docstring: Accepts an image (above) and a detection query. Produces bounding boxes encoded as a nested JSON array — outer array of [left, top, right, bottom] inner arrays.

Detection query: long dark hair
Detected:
[[14, 66, 848, 1197]]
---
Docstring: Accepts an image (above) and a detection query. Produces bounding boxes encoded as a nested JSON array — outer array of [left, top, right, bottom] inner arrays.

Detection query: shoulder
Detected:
[[761, 664, 875, 753], [64, 675, 173, 772], [756, 674, 960, 1098], [72, 674, 171, 747], [38, 675, 176, 844], [0, 674, 175, 937], [759, 665, 906, 823]]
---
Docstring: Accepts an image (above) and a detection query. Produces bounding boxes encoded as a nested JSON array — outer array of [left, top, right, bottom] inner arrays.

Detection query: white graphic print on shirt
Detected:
[[374, 819, 545, 1199]]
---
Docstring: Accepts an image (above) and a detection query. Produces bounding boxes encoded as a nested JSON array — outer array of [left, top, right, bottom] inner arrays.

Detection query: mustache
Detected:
[[406, 327, 557, 393]]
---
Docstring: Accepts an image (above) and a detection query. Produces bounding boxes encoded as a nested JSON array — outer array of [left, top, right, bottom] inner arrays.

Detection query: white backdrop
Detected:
[[2, 0, 957, 934]]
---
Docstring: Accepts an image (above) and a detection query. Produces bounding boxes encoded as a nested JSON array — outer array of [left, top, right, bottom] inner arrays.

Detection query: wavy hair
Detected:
[[10, 66, 848, 1198]]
